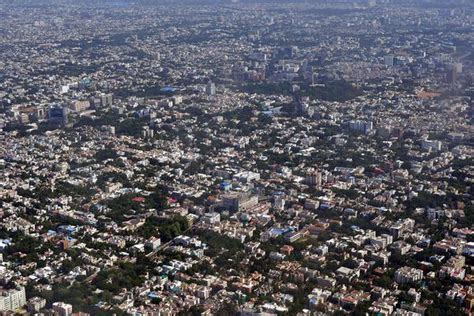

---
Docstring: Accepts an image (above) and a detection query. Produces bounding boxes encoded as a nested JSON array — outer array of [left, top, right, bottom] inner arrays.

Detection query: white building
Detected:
[[52, 302, 73, 316], [0, 286, 26, 311], [206, 80, 216, 96], [395, 267, 423, 284], [421, 138, 442, 151]]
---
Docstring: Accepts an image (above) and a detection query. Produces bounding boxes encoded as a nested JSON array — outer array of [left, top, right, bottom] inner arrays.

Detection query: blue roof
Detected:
[[160, 87, 176, 92], [270, 227, 294, 236], [58, 225, 77, 234], [270, 228, 285, 235]]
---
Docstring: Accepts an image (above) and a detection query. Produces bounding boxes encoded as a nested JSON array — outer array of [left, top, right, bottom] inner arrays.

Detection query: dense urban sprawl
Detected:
[[0, 0, 473, 315]]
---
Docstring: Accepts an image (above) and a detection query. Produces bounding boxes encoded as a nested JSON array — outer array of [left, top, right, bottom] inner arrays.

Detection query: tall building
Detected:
[[446, 66, 457, 84], [52, 302, 73, 316], [206, 80, 216, 96], [100, 93, 113, 107], [272, 192, 286, 211], [421, 137, 442, 151], [0, 286, 26, 311], [70, 100, 90, 112], [222, 192, 258, 212], [349, 120, 373, 134], [305, 171, 322, 187], [384, 55, 394, 67], [48, 105, 69, 127], [453, 62, 463, 73], [368, 0, 376, 7], [142, 126, 154, 139], [35, 106, 47, 121], [394, 267, 423, 284], [27, 297, 47, 313]]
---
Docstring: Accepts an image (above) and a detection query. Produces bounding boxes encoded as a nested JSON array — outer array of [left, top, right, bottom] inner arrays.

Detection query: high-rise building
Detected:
[[421, 138, 442, 151], [446, 66, 457, 84], [35, 106, 47, 121], [349, 120, 373, 134], [0, 286, 26, 311], [394, 267, 423, 284], [142, 126, 154, 139], [384, 55, 394, 67], [272, 192, 286, 211], [100, 93, 113, 107], [206, 80, 216, 96], [305, 171, 322, 187], [48, 105, 69, 127], [70, 100, 90, 112], [453, 62, 463, 73]]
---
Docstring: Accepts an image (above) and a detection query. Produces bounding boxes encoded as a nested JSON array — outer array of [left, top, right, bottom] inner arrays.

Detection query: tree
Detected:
[[95, 148, 118, 161]]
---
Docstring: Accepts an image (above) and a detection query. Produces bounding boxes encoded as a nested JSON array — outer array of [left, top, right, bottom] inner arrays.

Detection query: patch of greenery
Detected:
[[240, 80, 362, 102]]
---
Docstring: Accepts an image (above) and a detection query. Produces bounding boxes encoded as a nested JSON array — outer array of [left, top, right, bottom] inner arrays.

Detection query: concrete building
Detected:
[[206, 80, 216, 96], [222, 193, 258, 212], [395, 267, 423, 284], [53, 302, 73, 316], [0, 286, 26, 311], [27, 296, 47, 313]]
